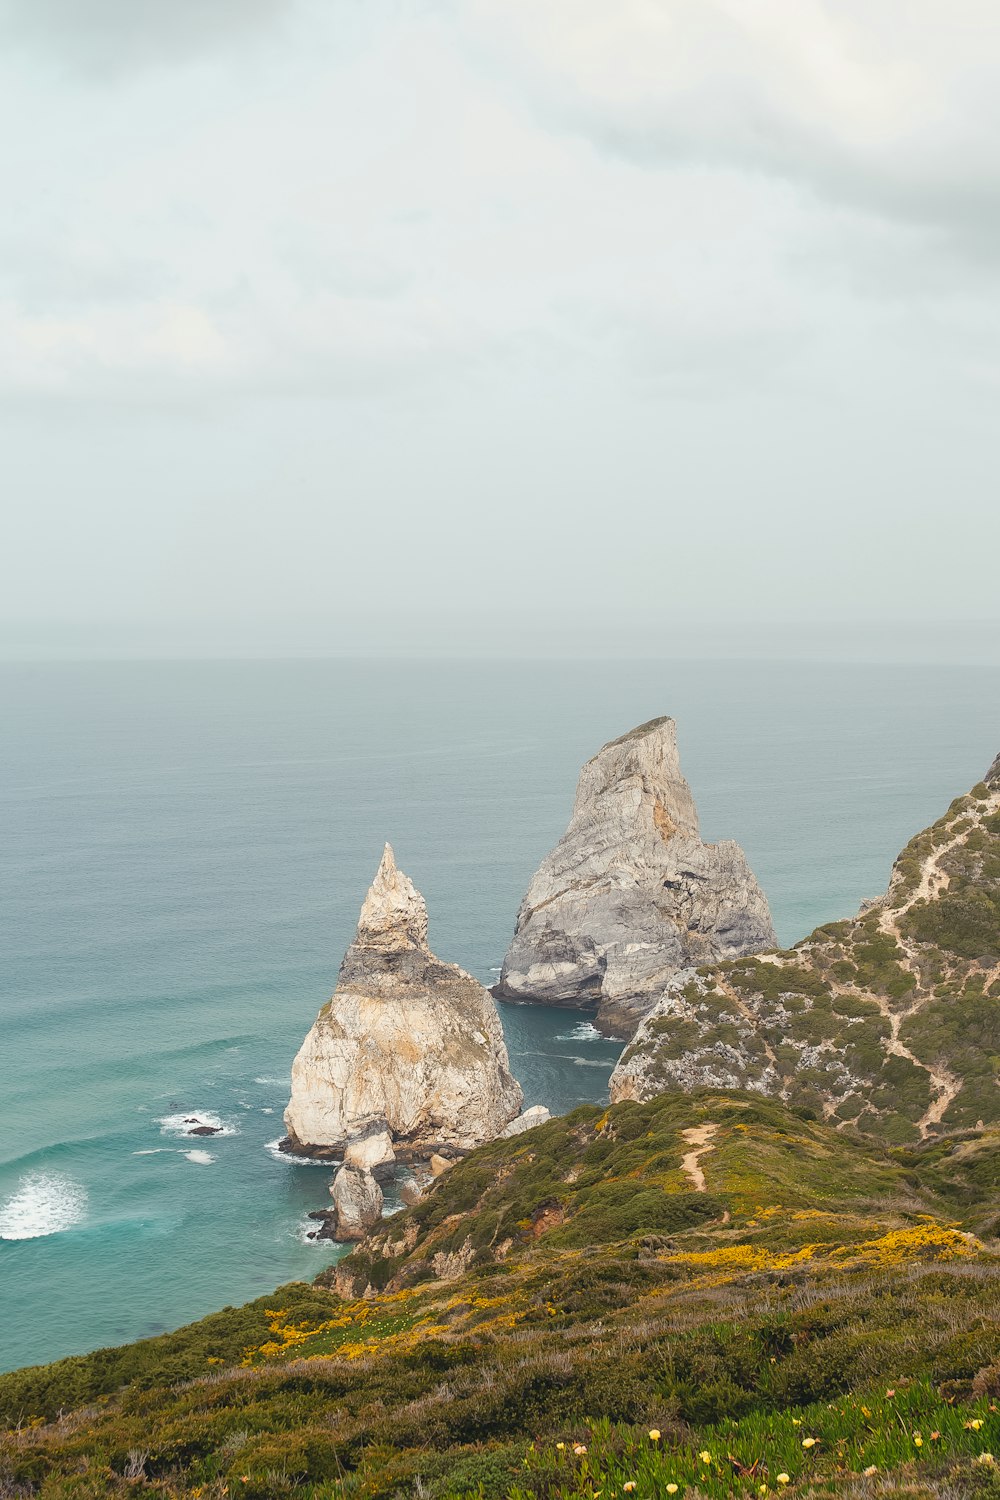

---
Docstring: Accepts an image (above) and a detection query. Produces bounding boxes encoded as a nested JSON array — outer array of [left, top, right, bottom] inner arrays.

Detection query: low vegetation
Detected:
[[615, 772, 1000, 1141], [5, 1092, 1000, 1497]]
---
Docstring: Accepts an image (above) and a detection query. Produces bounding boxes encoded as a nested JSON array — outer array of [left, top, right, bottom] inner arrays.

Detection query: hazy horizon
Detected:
[[5, 616, 1000, 665]]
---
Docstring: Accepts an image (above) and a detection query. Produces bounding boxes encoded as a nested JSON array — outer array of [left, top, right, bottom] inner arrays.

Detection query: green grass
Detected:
[[6, 1093, 1000, 1496]]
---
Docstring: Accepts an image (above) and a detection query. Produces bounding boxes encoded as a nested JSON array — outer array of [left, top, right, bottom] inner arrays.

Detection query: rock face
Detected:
[[284, 845, 523, 1156], [494, 717, 776, 1037], [610, 755, 1000, 1142]]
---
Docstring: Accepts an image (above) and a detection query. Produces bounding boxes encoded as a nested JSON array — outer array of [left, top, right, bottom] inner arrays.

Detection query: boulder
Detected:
[[329, 1164, 383, 1241], [494, 717, 775, 1036], [343, 1121, 396, 1180], [284, 844, 523, 1154], [500, 1105, 552, 1137]]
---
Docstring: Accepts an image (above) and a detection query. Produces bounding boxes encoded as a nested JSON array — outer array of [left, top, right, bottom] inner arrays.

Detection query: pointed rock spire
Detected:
[[283, 844, 524, 1156], [356, 843, 429, 952]]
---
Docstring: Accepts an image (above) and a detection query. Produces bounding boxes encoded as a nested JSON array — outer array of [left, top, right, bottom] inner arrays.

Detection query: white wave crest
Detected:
[[0, 1171, 88, 1241], [555, 1022, 603, 1042], [183, 1150, 215, 1165], [157, 1111, 236, 1138], [253, 1077, 289, 1087]]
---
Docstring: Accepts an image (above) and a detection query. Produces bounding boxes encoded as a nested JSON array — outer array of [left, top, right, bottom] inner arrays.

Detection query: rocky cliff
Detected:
[[283, 845, 523, 1157], [494, 717, 776, 1036], [611, 754, 1000, 1141]]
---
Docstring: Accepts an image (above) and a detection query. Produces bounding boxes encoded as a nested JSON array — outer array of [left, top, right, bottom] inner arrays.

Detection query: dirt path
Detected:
[[680, 1123, 718, 1191]]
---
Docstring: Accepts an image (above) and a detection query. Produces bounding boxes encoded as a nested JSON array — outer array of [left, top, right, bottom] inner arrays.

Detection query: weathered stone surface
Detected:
[[284, 845, 523, 1155], [500, 1105, 552, 1137], [343, 1121, 396, 1179], [495, 717, 775, 1037], [429, 1153, 452, 1177], [329, 1164, 383, 1241], [610, 754, 1000, 1141]]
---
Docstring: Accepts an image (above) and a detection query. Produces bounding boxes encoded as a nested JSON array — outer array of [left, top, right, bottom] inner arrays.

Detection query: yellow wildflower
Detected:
[[802, 1437, 817, 1449], [556, 1443, 565, 1451], [863, 1466, 878, 1476], [966, 1419, 984, 1431], [623, 1485, 636, 1494], [776, 1474, 790, 1486], [977, 1453, 995, 1466], [667, 1486, 678, 1495], [791, 1419, 801, 1427], [649, 1429, 661, 1441], [913, 1434, 923, 1448], [699, 1450, 712, 1464]]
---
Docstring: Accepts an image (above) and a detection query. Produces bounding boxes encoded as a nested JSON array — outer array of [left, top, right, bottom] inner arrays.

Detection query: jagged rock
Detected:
[[284, 845, 523, 1154], [500, 1105, 552, 1137], [329, 1164, 383, 1241], [431, 1236, 475, 1281], [429, 1153, 452, 1177], [495, 717, 775, 1037], [610, 753, 1000, 1141], [343, 1121, 396, 1179], [398, 1178, 424, 1207]]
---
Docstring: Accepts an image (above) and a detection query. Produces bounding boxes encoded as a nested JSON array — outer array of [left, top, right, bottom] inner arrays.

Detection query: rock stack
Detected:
[[494, 717, 776, 1037], [284, 845, 524, 1239]]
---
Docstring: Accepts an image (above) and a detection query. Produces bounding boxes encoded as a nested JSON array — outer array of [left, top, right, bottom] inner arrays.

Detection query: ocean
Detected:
[[2, 657, 998, 1374]]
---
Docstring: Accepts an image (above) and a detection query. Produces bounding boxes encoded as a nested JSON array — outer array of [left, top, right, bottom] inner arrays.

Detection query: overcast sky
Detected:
[[3, 0, 1000, 659]]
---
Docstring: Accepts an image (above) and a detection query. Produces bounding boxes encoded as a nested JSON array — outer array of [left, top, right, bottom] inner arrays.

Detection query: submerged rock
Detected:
[[494, 717, 775, 1036], [284, 844, 523, 1156]]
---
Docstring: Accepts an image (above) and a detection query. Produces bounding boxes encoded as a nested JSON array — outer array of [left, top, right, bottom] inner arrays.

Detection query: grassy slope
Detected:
[[614, 772, 1000, 1142], [5, 1092, 1000, 1498]]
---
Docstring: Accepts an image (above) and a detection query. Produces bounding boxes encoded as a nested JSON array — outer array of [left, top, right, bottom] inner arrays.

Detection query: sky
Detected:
[[2, 0, 1000, 660]]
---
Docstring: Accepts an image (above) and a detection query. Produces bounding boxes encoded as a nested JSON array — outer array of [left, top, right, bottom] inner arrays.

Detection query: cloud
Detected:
[[0, 0, 291, 75], [465, 0, 1000, 257]]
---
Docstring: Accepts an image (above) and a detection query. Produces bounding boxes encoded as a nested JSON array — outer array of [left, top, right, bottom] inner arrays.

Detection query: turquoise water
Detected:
[[2, 658, 998, 1374]]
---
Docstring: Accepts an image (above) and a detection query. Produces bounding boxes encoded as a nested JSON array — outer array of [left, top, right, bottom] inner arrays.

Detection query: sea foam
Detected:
[[0, 1171, 88, 1241], [555, 1022, 603, 1042]]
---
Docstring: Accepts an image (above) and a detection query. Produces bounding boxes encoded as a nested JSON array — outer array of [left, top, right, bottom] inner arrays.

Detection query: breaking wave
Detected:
[[0, 1171, 88, 1241]]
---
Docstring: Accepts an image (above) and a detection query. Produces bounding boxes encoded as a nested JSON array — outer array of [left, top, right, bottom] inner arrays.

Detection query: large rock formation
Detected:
[[329, 1164, 384, 1241], [610, 754, 1000, 1142], [494, 717, 776, 1037], [284, 845, 523, 1156]]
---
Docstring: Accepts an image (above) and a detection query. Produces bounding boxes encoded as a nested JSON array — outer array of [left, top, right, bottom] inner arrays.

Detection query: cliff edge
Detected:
[[611, 754, 1000, 1141]]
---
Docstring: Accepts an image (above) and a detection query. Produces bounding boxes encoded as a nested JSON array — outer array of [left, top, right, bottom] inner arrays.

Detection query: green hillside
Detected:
[[613, 759, 1000, 1142], [5, 1091, 1000, 1499]]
